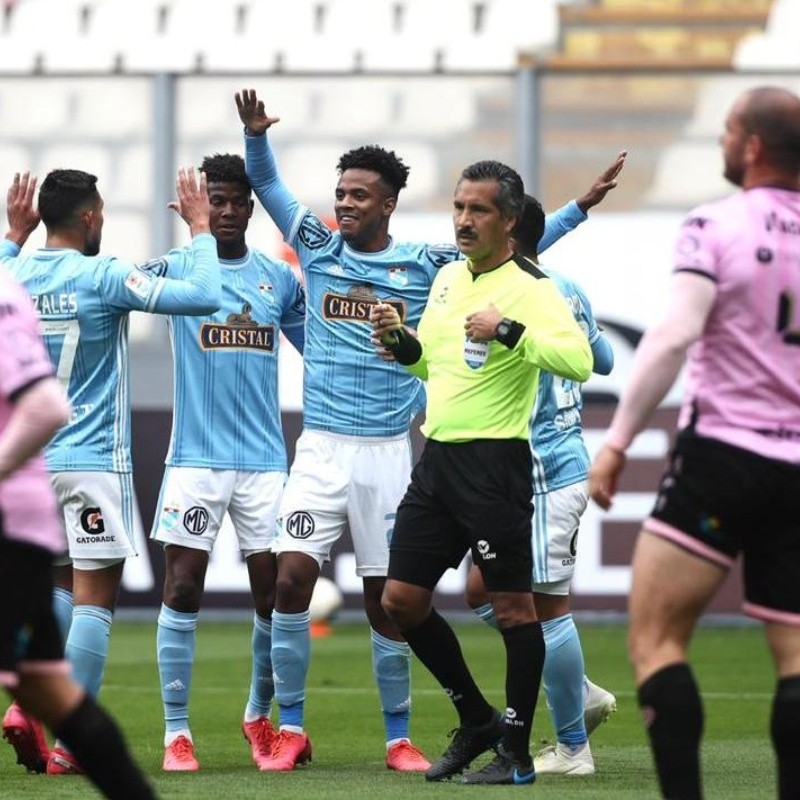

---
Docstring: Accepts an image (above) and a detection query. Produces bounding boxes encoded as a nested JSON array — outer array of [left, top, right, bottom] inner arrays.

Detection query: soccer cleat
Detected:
[[534, 741, 595, 775], [386, 739, 431, 772], [162, 735, 199, 772], [46, 745, 84, 775], [462, 742, 536, 785], [425, 708, 503, 782], [2, 702, 49, 773], [258, 729, 312, 771], [584, 679, 617, 736], [242, 716, 277, 769]]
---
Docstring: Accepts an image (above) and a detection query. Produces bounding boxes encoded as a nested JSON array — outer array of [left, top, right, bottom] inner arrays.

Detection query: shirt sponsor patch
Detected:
[[463, 337, 488, 369], [125, 270, 154, 299]]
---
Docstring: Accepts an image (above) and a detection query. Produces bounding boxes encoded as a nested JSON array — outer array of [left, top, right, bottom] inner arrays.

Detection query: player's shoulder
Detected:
[[680, 194, 743, 233]]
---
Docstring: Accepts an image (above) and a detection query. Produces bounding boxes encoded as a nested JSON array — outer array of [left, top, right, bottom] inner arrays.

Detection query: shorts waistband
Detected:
[[304, 428, 409, 446]]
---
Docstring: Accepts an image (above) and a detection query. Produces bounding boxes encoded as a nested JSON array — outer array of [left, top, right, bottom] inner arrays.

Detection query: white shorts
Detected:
[[275, 429, 412, 577], [151, 467, 286, 557], [531, 480, 589, 594], [51, 471, 137, 570]]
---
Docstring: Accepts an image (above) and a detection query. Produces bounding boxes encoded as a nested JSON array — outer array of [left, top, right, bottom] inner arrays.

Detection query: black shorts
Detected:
[[0, 538, 65, 689], [646, 432, 800, 622], [389, 438, 534, 593]]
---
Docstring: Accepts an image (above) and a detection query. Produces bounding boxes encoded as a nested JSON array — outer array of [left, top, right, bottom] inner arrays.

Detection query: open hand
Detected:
[[235, 89, 280, 136], [576, 150, 627, 213], [168, 168, 211, 236], [5, 171, 40, 246]]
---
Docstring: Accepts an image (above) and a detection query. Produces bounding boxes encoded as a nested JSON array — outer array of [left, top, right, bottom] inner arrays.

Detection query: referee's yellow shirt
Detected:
[[408, 255, 592, 443]]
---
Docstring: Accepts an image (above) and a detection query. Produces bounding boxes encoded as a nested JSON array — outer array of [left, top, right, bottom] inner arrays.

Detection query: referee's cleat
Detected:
[[534, 741, 595, 775], [584, 679, 617, 736], [461, 742, 536, 786], [425, 708, 503, 782], [2, 702, 49, 773]]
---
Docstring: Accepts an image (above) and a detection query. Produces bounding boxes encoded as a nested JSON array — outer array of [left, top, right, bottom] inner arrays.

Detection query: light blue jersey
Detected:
[[531, 268, 613, 493], [245, 132, 586, 437], [0, 234, 219, 472], [142, 247, 305, 471]]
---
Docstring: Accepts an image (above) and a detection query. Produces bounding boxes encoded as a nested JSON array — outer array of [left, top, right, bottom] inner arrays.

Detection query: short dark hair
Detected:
[[337, 145, 409, 196], [200, 153, 251, 192], [459, 160, 524, 220], [512, 194, 545, 258], [741, 86, 800, 174], [38, 169, 100, 229]]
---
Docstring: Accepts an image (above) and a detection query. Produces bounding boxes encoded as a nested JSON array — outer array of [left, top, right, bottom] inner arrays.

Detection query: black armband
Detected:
[[385, 327, 423, 365], [495, 318, 525, 349]]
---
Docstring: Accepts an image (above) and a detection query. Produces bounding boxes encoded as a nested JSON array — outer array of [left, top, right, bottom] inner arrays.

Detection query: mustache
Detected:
[[456, 228, 476, 239]]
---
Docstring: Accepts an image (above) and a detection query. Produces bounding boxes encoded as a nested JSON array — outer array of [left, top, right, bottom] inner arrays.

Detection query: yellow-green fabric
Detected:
[[408, 256, 592, 443]]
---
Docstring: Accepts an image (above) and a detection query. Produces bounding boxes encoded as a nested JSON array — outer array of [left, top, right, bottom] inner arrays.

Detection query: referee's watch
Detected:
[[494, 317, 525, 349]]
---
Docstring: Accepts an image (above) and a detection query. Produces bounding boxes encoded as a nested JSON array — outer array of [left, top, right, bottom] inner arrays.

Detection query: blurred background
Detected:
[[0, 0, 795, 615]]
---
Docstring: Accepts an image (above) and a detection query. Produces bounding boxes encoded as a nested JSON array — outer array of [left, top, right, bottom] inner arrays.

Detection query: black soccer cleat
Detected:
[[461, 742, 536, 786], [424, 708, 503, 782]]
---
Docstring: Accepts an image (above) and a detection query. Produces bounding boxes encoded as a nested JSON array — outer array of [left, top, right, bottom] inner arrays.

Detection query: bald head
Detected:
[[737, 86, 800, 174]]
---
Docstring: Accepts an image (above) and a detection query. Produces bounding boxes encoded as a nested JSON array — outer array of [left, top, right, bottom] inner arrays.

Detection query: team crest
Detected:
[[258, 283, 274, 295], [388, 267, 408, 287], [161, 505, 180, 531]]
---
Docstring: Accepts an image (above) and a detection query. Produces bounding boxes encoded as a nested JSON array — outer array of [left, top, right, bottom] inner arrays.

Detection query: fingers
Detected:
[[603, 150, 627, 182]]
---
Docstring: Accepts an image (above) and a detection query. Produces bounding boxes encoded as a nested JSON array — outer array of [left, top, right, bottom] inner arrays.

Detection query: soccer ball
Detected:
[[309, 577, 344, 623]]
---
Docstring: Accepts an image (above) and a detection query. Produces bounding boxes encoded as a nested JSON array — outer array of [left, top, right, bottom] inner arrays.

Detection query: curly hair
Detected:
[[337, 145, 409, 196], [200, 153, 251, 191], [512, 194, 545, 258], [38, 169, 100, 229]]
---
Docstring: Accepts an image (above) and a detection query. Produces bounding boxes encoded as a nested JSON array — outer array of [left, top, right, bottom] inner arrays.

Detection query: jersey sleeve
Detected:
[[569, 282, 614, 376], [539, 200, 586, 254], [671, 206, 722, 283], [279, 266, 306, 354], [0, 295, 54, 401], [98, 233, 220, 315], [515, 278, 592, 381], [0, 240, 21, 260], [245, 131, 306, 243], [137, 248, 189, 280], [421, 243, 459, 278]]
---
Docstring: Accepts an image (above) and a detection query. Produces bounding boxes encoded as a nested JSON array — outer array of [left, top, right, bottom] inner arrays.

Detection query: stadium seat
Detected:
[[69, 79, 151, 139], [280, 141, 351, 208], [107, 145, 153, 207], [0, 80, 72, 137], [389, 79, 478, 138], [734, 32, 800, 69], [645, 141, 731, 209], [36, 144, 112, 188], [103, 210, 151, 264], [311, 81, 395, 137]]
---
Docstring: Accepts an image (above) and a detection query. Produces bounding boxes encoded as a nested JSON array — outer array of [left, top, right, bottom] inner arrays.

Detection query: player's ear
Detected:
[[382, 195, 397, 217], [248, 199, 254, 218]]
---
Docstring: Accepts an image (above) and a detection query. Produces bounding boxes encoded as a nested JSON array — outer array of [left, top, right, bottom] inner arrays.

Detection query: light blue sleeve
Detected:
[[0, 239, 21, 259], [572, 283, 614, 376], [100, 233, 220, 315], [244, 131, 304, 241], [540, 200, 587, 254], [280, 269, 306, 355]]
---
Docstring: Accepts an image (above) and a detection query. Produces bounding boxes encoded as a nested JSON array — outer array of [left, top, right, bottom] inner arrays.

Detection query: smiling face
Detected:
[[334, 169, 396, 252], [208, 181, 253, 253], [452, 178, 515, 270]]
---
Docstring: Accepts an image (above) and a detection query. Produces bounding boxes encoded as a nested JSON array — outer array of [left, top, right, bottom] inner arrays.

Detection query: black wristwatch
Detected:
[[495, 317, 513, 340], [494, 317, 525, 349]]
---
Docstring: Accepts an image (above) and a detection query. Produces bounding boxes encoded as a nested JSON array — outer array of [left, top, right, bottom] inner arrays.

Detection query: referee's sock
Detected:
[[402, 608, 493, 726], [637, 662, 703, 800], [499, 621, 545, 762], [771, 674, 800, 800], [53, 694, 157, 800]]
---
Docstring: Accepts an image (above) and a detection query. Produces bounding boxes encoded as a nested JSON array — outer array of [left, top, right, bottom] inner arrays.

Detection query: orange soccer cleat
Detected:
[[2, 702, 50, 773], [386, 739, 432, 772], [162, 734, 199, 772], [242, 716, 277, 769], [258, 729, 312, 771]]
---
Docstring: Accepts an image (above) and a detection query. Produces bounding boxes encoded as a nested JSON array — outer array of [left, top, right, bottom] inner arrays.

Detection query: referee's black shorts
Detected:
[[388, 438, 534, 593]]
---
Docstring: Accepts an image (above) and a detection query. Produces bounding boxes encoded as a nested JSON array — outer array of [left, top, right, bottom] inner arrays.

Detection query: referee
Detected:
[[370, 160, 592, 785]]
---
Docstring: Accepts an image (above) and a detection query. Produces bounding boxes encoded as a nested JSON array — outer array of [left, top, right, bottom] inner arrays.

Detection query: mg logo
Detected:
[[285, 511, 315, 539], [183, 506, 209, 535]]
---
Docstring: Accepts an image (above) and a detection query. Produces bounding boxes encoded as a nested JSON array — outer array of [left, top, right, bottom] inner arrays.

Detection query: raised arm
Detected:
[[2, 171, 40, 256], [236, 88, 304, 239]]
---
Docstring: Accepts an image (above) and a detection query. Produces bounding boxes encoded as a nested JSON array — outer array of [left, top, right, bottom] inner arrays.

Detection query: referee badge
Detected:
[[463, 336, 488, 369]]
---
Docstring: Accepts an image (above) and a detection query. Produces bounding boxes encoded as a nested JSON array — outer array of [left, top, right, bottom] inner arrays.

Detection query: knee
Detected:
[[164, 573, 202, 612], [381, 584, 425, 630]]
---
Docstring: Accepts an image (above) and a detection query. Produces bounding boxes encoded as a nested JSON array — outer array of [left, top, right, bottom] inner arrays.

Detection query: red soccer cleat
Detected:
[[2, 702, 50, 773], [258, 729, 312, 771], [242, 716, 277, 769], [386, 739, 432, 772], [46, 745, 83, 775], [162, 735, 199, 772]]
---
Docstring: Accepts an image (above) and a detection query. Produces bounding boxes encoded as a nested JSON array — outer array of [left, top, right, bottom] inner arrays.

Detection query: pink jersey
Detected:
[[674, 187, 800, 463], [0, 266, 64, 553]]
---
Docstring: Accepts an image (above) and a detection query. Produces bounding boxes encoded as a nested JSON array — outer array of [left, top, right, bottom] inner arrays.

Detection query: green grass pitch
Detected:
[[0, 620, 776, 798]]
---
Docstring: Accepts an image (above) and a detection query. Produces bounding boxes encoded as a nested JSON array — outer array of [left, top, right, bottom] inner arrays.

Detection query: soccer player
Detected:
[[372, 160, 592, 784], [147, 153, 305, 772], [465, 193, 616, 776], [0, 167, 220, 775], [0, 235, 158, 799], [589, 86, 800, 800], [235, 87, 619, 772]]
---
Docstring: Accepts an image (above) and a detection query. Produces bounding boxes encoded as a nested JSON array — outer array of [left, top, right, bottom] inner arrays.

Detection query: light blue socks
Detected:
[[65, 604, 112, 697], [52, 586, 74, 644], [245, 612, 274, 721], [271, 610, 310, 730], [371, 629, 412, 744], [157, 603, 198, 734]]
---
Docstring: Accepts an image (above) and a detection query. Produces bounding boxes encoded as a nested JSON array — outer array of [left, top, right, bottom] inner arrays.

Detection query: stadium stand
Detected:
[[734, 0, 800, 69]]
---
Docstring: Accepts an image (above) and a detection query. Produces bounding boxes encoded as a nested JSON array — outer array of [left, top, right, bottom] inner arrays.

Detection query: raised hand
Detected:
[[168, 168, 211, 236], [576, 150, 628, 213], [5, 171, 40, 246], [235, 89, 280, 136]]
